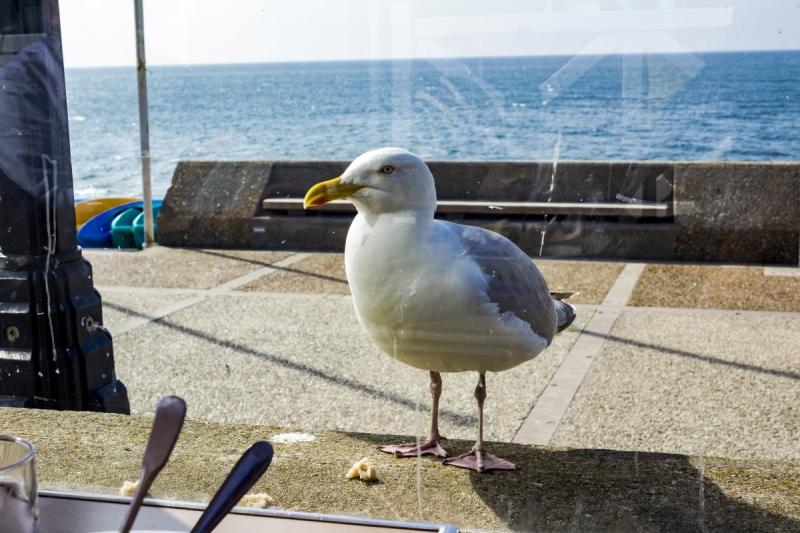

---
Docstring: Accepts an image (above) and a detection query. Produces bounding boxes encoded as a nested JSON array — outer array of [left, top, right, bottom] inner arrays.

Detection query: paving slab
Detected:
[[536, 260, 625, 305], [112, 293, 590, 442], [97, 287, 199, 329], [84, 247, 290, 289], [764, 266, 800, 277], [1, 408, 798, 532], [551, 310, 800, 462], [236, 253, 622, 305], [238, 253, 350, 294], [629, 264, 800, 312]]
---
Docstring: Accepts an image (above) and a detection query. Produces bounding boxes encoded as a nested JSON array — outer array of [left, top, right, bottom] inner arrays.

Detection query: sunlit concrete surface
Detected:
[[536, 259, 624, 305], [234, 253, 623, 304], [551, 309, 800, 462], [86, 247, 799, 463], [629, 264, 800, 312], [112, 292, 590, 442], [237, 253, 350, 294], [84, 248, 290, 289], [2, 408, 798, 532], [6, 246, 800, 531], [98, 287, 200, 329]]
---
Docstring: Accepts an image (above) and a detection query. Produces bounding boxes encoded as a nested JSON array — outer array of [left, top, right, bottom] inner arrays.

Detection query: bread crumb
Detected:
[[271, 432, 315, 445], [237, 493, 274, 508], [346, 458, 377, 481], [120, 480, 139, 497]]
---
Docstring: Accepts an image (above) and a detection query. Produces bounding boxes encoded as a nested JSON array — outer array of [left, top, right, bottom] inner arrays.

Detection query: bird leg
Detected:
[[443, 372, 516, 472], [378, 371, 449, 459]]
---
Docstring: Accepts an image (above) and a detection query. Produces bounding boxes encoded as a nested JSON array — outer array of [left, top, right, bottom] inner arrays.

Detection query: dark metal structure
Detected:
[[0, 0, 129, 412]]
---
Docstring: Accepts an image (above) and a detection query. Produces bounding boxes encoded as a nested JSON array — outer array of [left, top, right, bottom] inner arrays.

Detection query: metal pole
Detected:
[[134, 0, 155, 247]]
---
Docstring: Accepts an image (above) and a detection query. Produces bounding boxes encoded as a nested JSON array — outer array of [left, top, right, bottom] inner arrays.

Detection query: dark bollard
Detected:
[[0, 0, 129, 413]]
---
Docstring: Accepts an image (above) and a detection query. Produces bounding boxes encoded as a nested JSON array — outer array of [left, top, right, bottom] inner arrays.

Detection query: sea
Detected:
[[64, 51, 800, 199]]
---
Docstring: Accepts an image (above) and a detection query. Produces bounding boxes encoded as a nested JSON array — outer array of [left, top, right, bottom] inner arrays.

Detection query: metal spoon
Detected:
[[190, 441, 274, 533], [119, 395, 187, 533]]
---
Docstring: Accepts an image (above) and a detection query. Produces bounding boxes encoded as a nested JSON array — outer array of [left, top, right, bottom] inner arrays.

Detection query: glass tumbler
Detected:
[[0, 436, 38, 533]]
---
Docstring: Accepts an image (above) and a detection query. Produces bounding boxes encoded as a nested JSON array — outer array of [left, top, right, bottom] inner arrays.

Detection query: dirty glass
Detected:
[[1, 0, 798, 532]]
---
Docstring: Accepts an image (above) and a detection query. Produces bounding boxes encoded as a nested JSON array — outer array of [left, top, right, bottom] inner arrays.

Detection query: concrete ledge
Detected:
[[158, 161, 277, 248], [262, 198, 672, 218], [2, 408, 798, 532], [251, 216, 679, 261], [159, 160, 800, 264], [673, 162, 800, 264]]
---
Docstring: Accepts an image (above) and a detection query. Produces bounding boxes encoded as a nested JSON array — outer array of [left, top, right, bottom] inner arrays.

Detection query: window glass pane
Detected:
[[1, 1, 798, 531]]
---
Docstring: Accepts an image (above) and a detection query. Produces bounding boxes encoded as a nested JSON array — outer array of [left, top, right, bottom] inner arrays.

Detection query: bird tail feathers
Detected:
[[554, 299, 577, 334]]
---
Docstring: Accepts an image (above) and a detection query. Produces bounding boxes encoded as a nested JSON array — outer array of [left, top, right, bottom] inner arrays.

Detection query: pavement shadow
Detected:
[[583, 331, 800, 381], [196, 248, 349, 285], [464, 444, 799, 532], [104, 301, 475, 427], [193, 248, 285, 268]]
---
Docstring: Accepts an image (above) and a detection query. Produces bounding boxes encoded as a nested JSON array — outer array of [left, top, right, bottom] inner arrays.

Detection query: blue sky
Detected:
[[60, 0, 800, 68]]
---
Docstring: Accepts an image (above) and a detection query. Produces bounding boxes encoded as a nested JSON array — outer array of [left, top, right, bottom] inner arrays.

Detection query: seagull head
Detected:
[[304, 148, 436, 215]]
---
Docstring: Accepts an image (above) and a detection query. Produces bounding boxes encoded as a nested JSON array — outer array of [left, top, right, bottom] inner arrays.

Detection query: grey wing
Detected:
[[440, 221, 559, 346]]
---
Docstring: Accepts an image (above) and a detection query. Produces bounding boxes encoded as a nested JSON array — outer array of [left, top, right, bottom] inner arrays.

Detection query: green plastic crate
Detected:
[[110, 207, 142, 250], [132, 204, 161, 250]]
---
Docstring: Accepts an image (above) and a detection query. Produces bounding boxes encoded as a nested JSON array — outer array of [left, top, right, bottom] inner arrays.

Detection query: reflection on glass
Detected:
[[0, 0, 797, 531]]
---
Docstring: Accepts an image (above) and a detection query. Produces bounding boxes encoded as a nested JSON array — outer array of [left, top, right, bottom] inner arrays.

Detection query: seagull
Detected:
[[304, 148, 576, 472]]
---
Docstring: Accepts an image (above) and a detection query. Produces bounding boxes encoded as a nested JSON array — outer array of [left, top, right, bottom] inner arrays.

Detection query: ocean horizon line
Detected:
[[65, 48, 800, 71]]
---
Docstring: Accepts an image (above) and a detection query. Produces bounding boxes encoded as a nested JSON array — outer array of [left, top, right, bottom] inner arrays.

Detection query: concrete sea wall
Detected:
[[158, 160, 799, 264]]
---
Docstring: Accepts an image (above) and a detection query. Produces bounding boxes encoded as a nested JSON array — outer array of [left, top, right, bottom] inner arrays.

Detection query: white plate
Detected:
[[40, 490, 457, 533]]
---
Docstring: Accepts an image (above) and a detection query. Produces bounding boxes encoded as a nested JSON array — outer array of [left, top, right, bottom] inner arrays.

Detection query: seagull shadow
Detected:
[[464, 445, 800, 532], [335, 434, 798, 532]]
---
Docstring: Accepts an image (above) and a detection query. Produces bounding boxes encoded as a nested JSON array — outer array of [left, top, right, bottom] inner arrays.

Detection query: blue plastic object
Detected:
[[78, 200, 162, 249]]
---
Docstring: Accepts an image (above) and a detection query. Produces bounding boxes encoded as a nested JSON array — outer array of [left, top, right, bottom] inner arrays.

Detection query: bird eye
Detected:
[[379, 165, 394, 175]]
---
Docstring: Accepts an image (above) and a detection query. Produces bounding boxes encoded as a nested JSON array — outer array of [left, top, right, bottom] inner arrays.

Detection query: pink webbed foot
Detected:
[[378, 439, 449, 459], [442, 448, 516, 472]]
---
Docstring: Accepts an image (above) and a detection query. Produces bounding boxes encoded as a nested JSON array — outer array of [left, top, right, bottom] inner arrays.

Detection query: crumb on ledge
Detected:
[[120, 480, 139, 497], [346, 458, 378, 481], [237, 493, 275, 508]]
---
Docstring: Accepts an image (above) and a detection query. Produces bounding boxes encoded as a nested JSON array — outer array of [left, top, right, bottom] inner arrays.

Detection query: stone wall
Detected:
[[672, 163, 799, 264], [158, 161, 276, 249], [159, 160, 799, 264]]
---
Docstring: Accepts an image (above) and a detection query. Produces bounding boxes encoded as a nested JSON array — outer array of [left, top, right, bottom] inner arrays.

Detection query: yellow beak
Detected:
[[303, 177, 366, 208]]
